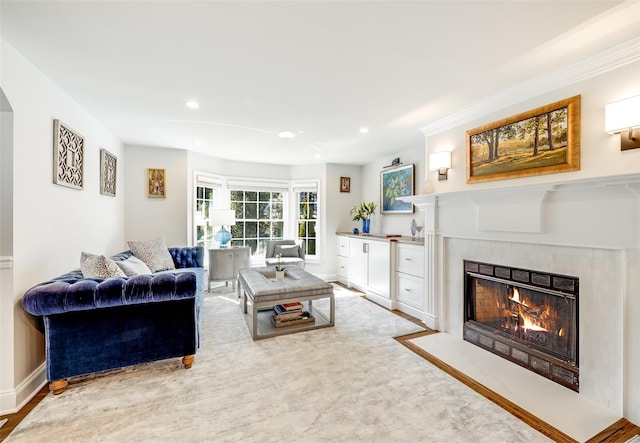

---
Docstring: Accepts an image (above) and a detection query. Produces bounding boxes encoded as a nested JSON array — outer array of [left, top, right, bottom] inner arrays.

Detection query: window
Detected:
[[195, 185, 216, 250], [193, 174, 221, 253], [194, 176, 320, 260], [294, 181, 319, 257], [297, 190, 317, 256], [229, 190, 284, 256]]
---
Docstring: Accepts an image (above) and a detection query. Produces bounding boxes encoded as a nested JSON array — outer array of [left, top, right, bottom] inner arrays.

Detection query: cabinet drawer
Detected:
[[337, 236, 349, 258], [337, 256, 348, 278], [396, 273, 424, 310], [396, 244, 424, 277]]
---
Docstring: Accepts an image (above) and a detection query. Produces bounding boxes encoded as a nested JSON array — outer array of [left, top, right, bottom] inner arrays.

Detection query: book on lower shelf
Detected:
[[271, 311, 315, 328], [274, 303, 303, 316]]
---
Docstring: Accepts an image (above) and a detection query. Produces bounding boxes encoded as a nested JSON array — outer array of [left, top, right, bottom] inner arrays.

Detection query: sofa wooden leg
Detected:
[[49, 379, 68, 395], [182, 355, 195, 369]]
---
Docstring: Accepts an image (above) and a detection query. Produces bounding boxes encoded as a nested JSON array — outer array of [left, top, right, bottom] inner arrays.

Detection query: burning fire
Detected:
[[508, 287, 549, 333]]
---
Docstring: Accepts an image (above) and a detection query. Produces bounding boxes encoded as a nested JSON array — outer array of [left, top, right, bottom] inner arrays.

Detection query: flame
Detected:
[[509, 287, 549, 333]]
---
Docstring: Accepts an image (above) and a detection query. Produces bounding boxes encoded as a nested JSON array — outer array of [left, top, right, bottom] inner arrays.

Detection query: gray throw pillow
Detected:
[[127, 237, 175, 272], [80, 252, 127, 279], [115, 256, 152, 277], [275, 244, 299, 258]]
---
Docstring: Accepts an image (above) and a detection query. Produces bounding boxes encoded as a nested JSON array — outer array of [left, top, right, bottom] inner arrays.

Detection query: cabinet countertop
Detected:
[[336, 232, 424, 246]]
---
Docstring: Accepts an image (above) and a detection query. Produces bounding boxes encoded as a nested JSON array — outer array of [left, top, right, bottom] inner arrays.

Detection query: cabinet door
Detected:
[[234, 247, 251, 274], [348, 238, 367, 288], [210, 250, 235, 280], [367, 241, 390, 298]]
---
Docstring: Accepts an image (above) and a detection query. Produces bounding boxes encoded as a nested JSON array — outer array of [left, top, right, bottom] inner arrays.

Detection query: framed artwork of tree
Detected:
[[466, 95, 580, 183]]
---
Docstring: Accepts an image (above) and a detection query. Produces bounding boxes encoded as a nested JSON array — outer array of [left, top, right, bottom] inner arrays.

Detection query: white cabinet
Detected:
[[336, 236, 349, 285], [344, 236, 392, 309], [368, 240, 391, 297], [395, 243, 425, 318]]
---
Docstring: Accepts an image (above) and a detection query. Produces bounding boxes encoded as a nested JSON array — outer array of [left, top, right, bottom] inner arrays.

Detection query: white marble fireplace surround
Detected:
[[402, 172, 640, 424]]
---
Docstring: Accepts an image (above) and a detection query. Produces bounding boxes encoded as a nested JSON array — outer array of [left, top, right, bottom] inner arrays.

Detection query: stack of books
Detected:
[[272, 302, 315, 328]]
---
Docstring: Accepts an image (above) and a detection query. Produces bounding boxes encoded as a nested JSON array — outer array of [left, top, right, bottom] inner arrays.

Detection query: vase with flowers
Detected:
[[350, 201, 377, 234], [274, 254, 286, 281]]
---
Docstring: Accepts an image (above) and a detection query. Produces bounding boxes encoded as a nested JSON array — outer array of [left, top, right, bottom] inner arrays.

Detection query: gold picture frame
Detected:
[[147, 168, 166, 198], [340, 176, 351, 193], [466, 95, 580, 183]]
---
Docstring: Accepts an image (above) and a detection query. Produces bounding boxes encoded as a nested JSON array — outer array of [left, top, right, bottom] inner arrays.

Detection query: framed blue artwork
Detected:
[[380, 163, 414, 214]]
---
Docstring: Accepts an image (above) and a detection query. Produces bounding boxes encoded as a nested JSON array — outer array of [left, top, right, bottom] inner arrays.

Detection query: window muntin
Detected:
[[230, 190, 284, 256], [297, 191, 317, 256], [195, 185, 216, 251]]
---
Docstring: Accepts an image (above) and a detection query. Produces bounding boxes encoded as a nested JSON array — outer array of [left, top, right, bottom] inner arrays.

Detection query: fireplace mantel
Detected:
[[399, 172, 640, 249], [400, 172, 640, 207]]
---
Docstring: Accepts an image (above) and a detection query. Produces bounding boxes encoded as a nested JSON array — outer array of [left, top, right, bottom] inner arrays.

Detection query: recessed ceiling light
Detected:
[[359, 127, 369, 134], [315, 153, 321, 158], [193, 140, 202, 146], [279, 131, 296, 139], [185, 100, 200, 109]]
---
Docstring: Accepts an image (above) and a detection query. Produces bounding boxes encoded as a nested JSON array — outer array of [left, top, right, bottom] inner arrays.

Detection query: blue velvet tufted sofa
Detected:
[[21, 246, 204, 395]]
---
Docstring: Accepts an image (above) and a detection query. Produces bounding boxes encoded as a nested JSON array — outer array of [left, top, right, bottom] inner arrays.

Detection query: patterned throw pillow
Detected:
[[80, 252, 127, 279], [115, 255, 152, 277], [275, 244, 300, 258], [127, 237, 175, 272]]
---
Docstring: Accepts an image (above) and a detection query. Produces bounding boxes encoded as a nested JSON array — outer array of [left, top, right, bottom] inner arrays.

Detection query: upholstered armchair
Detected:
[[265, 240, 305, 269]]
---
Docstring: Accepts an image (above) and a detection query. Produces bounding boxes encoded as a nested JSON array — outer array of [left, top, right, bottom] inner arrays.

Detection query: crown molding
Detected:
[[421, 37, 640, 137]]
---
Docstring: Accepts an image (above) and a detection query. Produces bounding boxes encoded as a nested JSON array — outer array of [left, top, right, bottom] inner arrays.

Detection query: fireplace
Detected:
[[463, 260, 579, 391]]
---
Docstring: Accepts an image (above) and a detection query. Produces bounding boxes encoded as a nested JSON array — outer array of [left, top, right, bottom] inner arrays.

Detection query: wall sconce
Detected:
[[429, 151, 452, 181], [605, 95, 640, 151]]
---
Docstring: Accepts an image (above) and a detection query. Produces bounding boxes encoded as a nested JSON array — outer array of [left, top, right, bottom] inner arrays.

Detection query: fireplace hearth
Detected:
[[463, 260, 579, 391]]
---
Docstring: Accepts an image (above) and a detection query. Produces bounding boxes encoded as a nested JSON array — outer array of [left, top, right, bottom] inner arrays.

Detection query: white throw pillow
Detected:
[[80, 252, 127, 279], [127, 237, 175, 272], [115, 255, 152, 277]]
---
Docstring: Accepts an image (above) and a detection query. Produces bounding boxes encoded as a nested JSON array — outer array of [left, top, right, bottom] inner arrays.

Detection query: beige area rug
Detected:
[[8, 285, 550, 442]]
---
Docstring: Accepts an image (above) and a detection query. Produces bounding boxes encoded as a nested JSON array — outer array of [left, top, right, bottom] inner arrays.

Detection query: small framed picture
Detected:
[[340, 176, 351, 193], [53, 119, 84, 190], [147, 168, 166, 198], [100, 149, 117, 197]]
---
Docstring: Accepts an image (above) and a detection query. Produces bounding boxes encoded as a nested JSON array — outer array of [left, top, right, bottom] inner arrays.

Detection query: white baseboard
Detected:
[[365, 292, 394, 310], [0, 362, 46, 415]]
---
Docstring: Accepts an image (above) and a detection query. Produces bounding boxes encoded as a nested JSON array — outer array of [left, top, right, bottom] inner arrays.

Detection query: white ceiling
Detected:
[[1, 1, 638, 165]]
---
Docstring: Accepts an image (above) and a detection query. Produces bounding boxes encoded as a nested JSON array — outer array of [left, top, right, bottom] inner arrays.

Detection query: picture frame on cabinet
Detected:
[[380, 163, 414, 214], [147, 168, 166, 198], [466, 95, 580, 184], [100, 149, 117, 197]]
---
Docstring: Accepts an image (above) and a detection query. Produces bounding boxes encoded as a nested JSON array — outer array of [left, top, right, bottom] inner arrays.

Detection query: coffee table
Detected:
[[238, 266, 335, 340]]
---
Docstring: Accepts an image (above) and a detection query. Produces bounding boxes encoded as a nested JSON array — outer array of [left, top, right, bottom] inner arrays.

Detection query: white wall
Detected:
[[0, 39, 125, 413], [361, 146, 425, 236], [425, 60, 640, 195], [124, 145, 189, 247]]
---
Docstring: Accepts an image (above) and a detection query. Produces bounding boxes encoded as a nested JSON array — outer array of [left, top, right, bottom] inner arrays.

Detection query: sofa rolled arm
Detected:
[[22, 271, 198, 316]]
